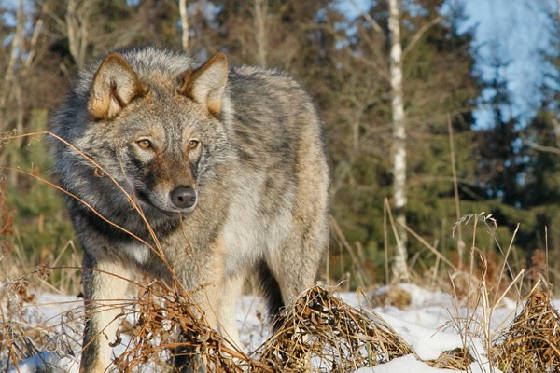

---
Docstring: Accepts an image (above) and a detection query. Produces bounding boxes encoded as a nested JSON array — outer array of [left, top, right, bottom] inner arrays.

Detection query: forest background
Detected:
[[1, 0, 559, 292]]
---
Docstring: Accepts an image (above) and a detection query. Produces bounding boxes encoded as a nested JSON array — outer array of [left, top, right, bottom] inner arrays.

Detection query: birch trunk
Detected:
[[0, 0, 24, 131], [179, 0, 189, 51], [254, 0, 267, 67], [388, 0, 410, 282]]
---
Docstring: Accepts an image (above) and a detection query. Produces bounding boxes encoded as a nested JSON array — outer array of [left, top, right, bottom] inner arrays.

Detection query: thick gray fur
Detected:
[[50, 47, 329, 372]]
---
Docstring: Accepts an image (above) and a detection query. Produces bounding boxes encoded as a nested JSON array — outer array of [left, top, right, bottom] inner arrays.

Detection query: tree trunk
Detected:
[[66, 0, 90, 68], [254, 0, 267, 67], [179, 0, 189, 51], [0, 0, 24, 131], [388, 0, 409, 282], [448, 117, 465, 270]]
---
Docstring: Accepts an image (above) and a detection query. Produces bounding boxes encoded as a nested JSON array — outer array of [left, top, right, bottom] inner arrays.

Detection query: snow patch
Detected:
[[355, 354, 458, 372], [3, 285, 544, 372], [7, 352, 79, 373]]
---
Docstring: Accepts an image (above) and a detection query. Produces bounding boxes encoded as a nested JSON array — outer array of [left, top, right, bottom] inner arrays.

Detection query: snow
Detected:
[[371, 283, 455, 309], [4, 283, 528, 372], [379, 312, 468, 360], [8, 352, 79, 373], [356, 354, 462, 373], [356, 354, 503, 373]]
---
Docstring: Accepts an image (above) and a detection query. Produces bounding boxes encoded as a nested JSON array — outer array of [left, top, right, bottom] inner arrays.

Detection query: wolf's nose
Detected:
[[170, 186, 197, 209]]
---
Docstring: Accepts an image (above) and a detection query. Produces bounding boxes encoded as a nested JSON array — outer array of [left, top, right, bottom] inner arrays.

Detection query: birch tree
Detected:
[[254, 0, 267, 67], [0, 0, 24, 131], [387, 0, 409, 281], [179, 0, 189, 51]]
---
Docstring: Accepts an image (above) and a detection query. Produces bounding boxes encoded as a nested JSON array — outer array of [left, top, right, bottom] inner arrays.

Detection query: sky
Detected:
[[340, 0, 557, 129], [460, 0, 556, 128]]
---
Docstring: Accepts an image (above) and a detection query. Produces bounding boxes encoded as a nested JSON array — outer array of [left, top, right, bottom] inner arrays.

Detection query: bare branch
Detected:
[[348, 53, 391, 82], [23, 19, 44, 71], [348, 0, 383, 34], [448, 116, 465, 270], [551, 116, 560, 146], [402, 16, 442, 60], [526, 142, 560, 156], [66, 0, 91, 68]]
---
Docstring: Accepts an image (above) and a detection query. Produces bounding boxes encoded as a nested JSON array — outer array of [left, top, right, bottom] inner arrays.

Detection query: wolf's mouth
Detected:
[[134, 189, 178, 216], [134, 188, 196, 216]]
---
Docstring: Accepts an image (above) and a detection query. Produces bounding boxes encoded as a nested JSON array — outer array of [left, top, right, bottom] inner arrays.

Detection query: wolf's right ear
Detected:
[[88, 53, 147, 119], [179, 53, 228, 116]]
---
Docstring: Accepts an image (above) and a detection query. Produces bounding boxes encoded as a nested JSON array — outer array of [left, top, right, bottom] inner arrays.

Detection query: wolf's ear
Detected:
[[88, 53, 147, 119], [179, 53, 228, 116]]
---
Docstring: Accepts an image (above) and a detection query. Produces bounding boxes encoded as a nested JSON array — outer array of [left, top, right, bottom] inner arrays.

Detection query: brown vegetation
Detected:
[[494, 286, 560, 372]]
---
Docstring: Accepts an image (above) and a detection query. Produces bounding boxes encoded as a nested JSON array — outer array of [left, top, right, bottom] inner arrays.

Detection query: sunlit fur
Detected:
[[50, 47, 329, 372]]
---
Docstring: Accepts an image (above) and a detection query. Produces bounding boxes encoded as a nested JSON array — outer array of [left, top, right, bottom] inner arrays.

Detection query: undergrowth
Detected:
[[2, 132, 560, 372]]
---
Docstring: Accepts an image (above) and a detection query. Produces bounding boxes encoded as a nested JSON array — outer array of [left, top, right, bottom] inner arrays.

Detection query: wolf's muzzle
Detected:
[[170, 185, 197, 209]]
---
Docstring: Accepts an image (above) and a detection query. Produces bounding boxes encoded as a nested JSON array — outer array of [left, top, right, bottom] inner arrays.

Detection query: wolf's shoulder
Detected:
[[231, 65, 302, 87], [229, 65, 311, 108]]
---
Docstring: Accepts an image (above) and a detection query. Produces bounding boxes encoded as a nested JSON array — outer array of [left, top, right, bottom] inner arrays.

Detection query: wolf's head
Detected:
[[54, 50, 233, 237]]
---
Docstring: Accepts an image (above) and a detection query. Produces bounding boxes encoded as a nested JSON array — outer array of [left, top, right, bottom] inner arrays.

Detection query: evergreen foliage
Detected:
[[0, 0, 558, 288]]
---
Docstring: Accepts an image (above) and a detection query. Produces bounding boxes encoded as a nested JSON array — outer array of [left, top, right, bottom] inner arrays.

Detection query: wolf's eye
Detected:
[[188, 139, 200, 149], [136, 139, 152, 149]]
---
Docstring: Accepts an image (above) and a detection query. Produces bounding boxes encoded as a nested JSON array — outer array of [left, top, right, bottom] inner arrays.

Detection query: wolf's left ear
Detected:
[[88, 53, 147, 119], [179, 53, 228, 116]]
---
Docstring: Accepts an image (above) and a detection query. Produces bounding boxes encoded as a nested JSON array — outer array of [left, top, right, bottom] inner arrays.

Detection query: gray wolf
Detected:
[[50, 47, 329, 372]]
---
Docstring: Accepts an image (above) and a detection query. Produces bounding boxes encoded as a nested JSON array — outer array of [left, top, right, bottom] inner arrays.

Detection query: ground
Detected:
[[6, 282, 550, 372]]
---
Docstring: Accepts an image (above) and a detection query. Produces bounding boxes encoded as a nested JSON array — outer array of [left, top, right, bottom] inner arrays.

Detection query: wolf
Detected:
[[50, 47, 329, 372]]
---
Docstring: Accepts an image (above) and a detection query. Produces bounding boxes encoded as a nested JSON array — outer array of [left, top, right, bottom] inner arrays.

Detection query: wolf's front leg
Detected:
[[217, 274, 244, 350], [80, 252, 131, 373], [174, 238, 228, 372], [174, 277, 222, 373]]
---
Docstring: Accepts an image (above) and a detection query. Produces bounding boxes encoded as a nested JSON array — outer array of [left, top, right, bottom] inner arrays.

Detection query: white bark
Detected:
[[179, 0, 189, 51], [0, 0, 24, 130], [388, 0, 409, 281], [66, 0, 90, 68], [254, 0, 267, 67]]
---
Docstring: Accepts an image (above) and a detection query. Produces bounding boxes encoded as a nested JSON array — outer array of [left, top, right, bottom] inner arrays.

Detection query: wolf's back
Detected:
[[222, 65, 329, 297]]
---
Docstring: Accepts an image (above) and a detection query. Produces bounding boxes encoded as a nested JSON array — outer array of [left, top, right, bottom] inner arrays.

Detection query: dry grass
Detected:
[[113, 284, 413, 372], [369, 284, 412, 309], [0, 276, 82, 372], [1, 278, 493, 372], [5, 132, 560, 372], [256, 285, 412, 372], [114, 280, 261, 372], [493, 285, 560, 372], [427, 347, 473, 370], [6, 265, 560, 372]]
